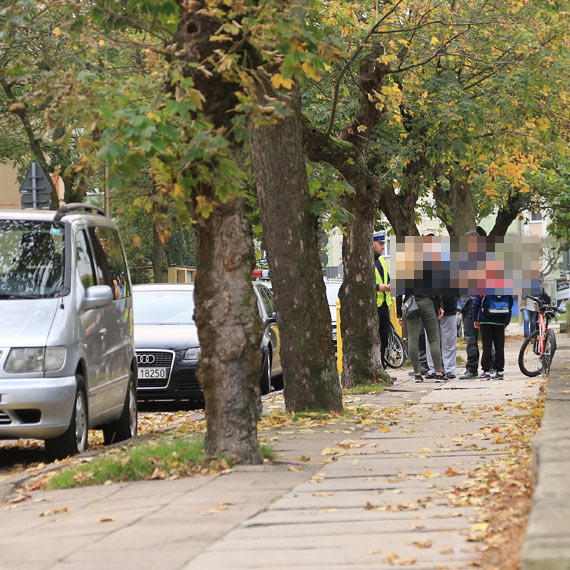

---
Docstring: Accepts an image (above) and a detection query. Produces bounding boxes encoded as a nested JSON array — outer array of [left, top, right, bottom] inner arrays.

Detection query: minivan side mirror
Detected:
[[81, 285, 114, 311]]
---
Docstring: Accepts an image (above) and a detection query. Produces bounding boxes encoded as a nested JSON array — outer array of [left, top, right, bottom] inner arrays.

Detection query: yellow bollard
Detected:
[[336, 299, 343, 375], [390, 301, 402, 335]]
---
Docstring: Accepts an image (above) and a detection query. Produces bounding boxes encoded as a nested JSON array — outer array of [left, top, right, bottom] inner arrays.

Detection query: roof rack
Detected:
[[54, 203, 106, 222]]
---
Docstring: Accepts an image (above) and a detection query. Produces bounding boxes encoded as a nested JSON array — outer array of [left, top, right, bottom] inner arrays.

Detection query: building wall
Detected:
[[0, 164, 21, 209]]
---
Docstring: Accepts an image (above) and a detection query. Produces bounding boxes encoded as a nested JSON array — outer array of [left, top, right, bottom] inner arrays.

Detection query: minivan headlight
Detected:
[[5, 347, 66, 373], [182, 347, 201, 361]]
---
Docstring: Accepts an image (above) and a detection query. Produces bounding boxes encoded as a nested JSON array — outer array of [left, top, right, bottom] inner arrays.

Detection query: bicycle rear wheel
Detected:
[[542, 329, 556, 375], [518, 331, 542, 377], [385, 329, 405, 368]]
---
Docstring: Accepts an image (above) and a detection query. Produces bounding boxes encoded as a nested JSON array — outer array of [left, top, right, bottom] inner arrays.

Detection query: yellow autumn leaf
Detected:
[[380, 427, 390, 433], [270, 73, 293, 90], [412, 539, 432, 548], [53, 27, 62, 36], [301, 61, 321, 81], [195, 195, 214, 219], [430, 36, 439, 45], [471, 522, 489, 532]]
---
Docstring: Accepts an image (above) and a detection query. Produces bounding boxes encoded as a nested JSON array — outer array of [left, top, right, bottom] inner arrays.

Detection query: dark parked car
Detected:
[[133, 282, 282, 405]]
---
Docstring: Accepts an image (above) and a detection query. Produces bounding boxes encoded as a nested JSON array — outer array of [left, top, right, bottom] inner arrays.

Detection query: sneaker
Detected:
[[425, 373, 436, 379], [445, 373, 456, 379], [479, 371, 491, 379], [434, 372, 447, 383], [414, 374, 424, 383], [460, 371, 477, 379], [495, 371, 504, 379], [420, 366, 429, 375]]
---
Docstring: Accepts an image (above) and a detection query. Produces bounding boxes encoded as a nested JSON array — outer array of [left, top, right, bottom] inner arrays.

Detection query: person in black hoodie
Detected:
[[472, 294, 513, 379]]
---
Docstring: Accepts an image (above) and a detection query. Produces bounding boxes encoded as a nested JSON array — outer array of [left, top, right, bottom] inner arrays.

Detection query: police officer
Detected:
[[373, 231, 392, 369]]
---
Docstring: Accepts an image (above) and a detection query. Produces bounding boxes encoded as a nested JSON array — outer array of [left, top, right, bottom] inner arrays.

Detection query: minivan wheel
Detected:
[[103, 370, 138, 445], [45, 376, 88, 461]]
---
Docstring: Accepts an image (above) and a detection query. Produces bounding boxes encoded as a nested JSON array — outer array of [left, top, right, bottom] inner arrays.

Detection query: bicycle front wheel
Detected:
[[519, 331, 542, 377], [385, 330, 405, 368], [542, 329, 557, 375]]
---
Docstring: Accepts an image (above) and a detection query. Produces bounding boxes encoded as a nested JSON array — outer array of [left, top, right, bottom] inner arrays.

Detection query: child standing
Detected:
[[472, 294, 513, 379]]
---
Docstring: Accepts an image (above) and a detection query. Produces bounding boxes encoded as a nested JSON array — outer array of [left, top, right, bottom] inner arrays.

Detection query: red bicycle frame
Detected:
[[536, 312, 546, 356]]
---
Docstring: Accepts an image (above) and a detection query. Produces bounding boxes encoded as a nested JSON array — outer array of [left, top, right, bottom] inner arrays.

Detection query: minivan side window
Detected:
[[87, 226, 130, 300], [76, 231, 95, 290]]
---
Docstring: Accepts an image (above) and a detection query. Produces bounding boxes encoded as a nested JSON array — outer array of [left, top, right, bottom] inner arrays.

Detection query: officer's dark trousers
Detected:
[[378, 303, 391, 369]]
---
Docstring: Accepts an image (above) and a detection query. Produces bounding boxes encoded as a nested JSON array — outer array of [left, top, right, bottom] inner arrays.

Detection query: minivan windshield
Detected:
[[0, 220, 65, 299], [133, 290, 195, 325]]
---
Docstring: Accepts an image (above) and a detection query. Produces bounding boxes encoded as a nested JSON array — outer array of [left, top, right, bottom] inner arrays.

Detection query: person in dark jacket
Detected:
[[472, 294, 513, 379]]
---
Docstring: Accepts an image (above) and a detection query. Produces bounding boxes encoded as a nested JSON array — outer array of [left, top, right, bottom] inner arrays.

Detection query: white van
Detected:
[[0, 204, 137, 459]]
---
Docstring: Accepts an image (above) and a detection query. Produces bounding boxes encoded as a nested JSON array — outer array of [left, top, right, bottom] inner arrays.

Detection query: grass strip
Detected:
[[48, 435, 275, 490]]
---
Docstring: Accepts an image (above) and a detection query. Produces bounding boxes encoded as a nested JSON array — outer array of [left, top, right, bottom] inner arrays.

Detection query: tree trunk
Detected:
[[379, 185, 421, 237], [171, 2, 264, 463], [489, 192, 529, 237], [194, 196, 263, 464], [249, 87, 342, 413], [152, 221, 168, 283], [433, 174, 477, 236], [339, 193, 383, 388]]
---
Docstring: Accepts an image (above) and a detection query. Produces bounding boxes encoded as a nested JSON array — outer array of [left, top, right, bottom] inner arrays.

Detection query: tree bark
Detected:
[[339, 190, 383, 388], [249, 86, 342, 413], [302, 47, 391, 387], [193, 196, 263, 463], [171, 1, 264, 463], [378, 185, 421, 237], [433, 173, 477, 236], [489, 192, 529, 237]]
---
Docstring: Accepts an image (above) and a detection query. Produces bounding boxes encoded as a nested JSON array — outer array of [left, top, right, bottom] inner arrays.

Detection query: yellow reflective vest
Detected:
[[375, 256, 392, 307]]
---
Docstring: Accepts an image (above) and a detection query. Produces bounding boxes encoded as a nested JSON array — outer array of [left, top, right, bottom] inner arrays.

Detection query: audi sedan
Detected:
[[133, 283, 282, 405]]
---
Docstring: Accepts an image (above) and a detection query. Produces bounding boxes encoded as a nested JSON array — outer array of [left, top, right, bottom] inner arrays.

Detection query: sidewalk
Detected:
[[0, 334, 559, 570]]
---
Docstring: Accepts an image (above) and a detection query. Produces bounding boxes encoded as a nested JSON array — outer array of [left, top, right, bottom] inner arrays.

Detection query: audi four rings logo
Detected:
[[137, 354, 155, 365]]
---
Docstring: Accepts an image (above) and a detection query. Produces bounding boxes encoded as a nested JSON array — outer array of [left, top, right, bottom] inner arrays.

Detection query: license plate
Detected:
[[138, 367, 167, 379]]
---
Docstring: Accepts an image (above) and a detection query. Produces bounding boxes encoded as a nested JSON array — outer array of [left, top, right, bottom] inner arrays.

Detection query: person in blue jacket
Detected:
[[472, 294, 513, 379]]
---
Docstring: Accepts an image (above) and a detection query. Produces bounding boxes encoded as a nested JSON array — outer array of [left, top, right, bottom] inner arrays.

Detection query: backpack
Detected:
[[481, 295, 511, 321]]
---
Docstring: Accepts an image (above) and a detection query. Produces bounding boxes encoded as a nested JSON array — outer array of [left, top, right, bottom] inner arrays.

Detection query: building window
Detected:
[[530, 212, 542, 222]]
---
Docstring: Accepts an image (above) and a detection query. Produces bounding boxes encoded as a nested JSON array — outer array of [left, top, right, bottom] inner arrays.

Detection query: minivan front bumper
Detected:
[[0, 375, 76, 439]]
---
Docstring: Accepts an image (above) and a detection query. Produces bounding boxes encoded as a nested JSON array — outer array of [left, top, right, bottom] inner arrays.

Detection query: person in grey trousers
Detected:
[[426, 295, 458, 379]]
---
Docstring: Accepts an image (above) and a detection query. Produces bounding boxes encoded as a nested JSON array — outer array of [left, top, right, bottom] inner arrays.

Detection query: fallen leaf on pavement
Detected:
[[39, 507, 67, 517], [383, 552, 417, 566]]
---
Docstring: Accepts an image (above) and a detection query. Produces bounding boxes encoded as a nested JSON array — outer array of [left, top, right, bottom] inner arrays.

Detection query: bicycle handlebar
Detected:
[[527, 295, 563, 315]]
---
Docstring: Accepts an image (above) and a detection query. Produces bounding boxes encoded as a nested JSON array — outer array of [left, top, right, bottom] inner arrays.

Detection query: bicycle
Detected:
[[518, 295, 563, 377], [385, 321, 409, 368]]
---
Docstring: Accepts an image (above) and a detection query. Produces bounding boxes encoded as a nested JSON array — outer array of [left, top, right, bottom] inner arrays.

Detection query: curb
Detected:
[[522, 332, 570, 570]]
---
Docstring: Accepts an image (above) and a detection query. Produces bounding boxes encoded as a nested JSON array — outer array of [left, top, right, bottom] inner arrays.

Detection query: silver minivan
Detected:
[[0, 204, 137, 459]]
